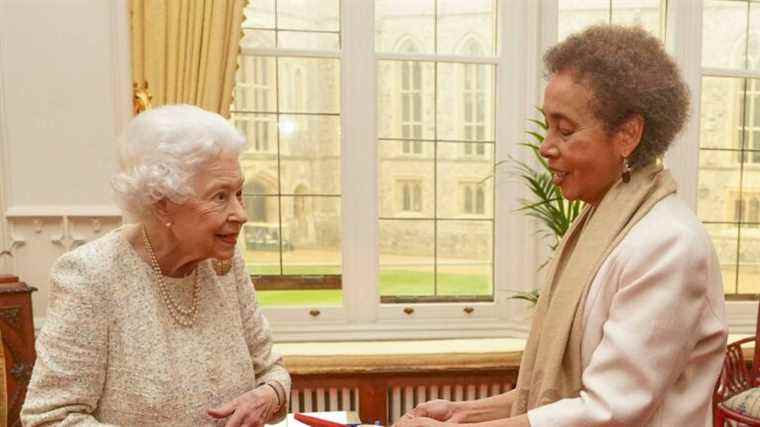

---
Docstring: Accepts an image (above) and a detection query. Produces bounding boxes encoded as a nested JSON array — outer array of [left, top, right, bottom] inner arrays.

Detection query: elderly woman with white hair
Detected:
[[21, 105, 290, 427]]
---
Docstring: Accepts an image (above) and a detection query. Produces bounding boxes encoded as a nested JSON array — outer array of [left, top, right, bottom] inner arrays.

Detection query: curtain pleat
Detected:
[[130, 0, 247, 117]]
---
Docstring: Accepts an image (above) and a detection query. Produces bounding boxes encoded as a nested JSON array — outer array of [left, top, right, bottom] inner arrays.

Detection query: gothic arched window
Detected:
[[398, 39, 423, 155], [460, 39, 486, 156]]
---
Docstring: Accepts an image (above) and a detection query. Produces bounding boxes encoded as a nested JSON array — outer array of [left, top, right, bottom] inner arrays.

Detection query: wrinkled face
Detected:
[[168, 153, 247, 261], [540, 71, 626, 207]]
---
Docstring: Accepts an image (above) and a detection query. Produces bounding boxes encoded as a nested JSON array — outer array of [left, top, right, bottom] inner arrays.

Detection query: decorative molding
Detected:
[[5, 214, 122, 253], [49, 217, 87, 251], [1, 220, 25, 271], [5, 205, 122, 218]]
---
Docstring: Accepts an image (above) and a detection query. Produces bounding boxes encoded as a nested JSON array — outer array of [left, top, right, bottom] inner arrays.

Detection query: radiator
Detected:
[[289, 387, 360, 414], [289, 383, 511, 424], [387, 383, 510, 424]]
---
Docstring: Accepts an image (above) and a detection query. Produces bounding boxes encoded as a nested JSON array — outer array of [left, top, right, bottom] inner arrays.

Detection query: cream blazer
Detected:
[[528, 195, 728, 427]]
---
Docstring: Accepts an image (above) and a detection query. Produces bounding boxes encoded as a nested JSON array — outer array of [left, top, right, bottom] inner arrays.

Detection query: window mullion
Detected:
[[340, 0, 379, 323], [495, 0, 543, 325], [664, 0, 703, 210]]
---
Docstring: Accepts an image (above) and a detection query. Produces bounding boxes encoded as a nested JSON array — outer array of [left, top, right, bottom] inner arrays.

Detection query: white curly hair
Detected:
[[111, 104, 247, 220]]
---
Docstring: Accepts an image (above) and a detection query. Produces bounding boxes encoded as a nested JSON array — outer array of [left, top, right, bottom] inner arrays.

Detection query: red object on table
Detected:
[[294, 413, 351, 427]]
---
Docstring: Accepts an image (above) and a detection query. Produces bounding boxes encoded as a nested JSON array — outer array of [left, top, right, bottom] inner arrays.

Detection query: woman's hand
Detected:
[[207, 385, 279, 427], [407, 399, 463, 422]]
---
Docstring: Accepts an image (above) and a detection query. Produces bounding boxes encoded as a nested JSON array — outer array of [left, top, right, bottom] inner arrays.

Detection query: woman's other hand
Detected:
[[392, 414, 449, 427], [208, 385, 279, 427]]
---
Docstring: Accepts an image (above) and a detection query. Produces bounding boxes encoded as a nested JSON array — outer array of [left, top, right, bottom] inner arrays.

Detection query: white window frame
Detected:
[[241, 0, 756, 340], [239, 0, 543, 341], [666, 0, 759, 333]]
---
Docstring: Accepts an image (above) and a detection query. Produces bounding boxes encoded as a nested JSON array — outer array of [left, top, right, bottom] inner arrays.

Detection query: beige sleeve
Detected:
[[21, 252, 117, 427], [232, 249, 292, 423]]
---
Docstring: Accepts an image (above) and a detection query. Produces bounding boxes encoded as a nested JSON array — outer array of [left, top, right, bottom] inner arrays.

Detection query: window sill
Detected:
[[275, 334, 752, 375], [276, 337, 525, 375]]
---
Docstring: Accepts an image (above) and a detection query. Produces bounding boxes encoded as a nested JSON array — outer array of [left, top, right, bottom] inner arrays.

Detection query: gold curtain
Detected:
[[130, 0, 247, 117]]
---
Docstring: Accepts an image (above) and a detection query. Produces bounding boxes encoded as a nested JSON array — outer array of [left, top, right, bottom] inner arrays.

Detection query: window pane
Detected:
[[751, 3, 760, 71], [437, 63, 494, 141], [436, 142, 494, 218], [739, 222, 760, 294], [378, 60, 436, 140], [280, 115, 341, 195], [742, 158, 760, 220], [375, 0, 435, 54], [281, 196, 342, 275], [242, 196, 282, 274], [559, 1, 664, 42], [437, 0, 497, 56], [233, 113, 279, 157], [278, 31, 340, 50], [703, 1, 749, 70], [436, 220, 493, 298], [705, 223, 739, 294], [379, 220, 435, 297], [701, 77, 745, 150], [379, 141, 434, 218], [278, 58, 340, 114], [234, 57, 277, 112], [240, 29, 276, 49], [256, 289, 342, 306], [244, 0, 275, 29], [277, 0, 339, 31], [697, 150, 742, 223], [747, 2, 760, 71], [610, 0, 662, 38], [558, 0, 610, 42]]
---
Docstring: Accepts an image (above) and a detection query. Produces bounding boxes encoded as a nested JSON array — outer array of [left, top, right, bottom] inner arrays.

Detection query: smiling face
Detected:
[[165, 153, 248, 261], [540, 71, 636, 207]]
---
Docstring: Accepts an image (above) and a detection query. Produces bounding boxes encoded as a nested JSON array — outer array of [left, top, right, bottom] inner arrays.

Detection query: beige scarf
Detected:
[[510, 162, 677, 415]]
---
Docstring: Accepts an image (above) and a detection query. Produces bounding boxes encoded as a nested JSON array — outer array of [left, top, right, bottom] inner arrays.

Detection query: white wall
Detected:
[[0, 0, 131, 322]]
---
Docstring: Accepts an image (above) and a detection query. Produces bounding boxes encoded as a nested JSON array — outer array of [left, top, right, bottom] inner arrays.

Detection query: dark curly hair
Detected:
[[543, 24, 690, 169]]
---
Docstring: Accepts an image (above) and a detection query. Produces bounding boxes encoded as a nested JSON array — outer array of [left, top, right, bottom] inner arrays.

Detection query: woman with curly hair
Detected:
[[394, 24, 727, 427]]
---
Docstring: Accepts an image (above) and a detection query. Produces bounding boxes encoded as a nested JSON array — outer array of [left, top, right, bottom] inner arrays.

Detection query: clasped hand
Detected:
[[208, 385, 279, 427], [392, 399, 465, 427]]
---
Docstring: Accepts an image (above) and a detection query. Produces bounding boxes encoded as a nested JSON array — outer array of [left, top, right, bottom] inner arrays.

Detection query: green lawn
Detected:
[[255, 269, 492, 306]]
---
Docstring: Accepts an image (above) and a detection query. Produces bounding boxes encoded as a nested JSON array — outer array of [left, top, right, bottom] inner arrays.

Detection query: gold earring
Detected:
[[165, 222, 172, 228], [622, 157, 632, 183], [213, 258, 232, 276]]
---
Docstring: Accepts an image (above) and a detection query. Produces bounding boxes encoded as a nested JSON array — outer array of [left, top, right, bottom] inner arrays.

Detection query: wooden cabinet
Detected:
[[0, 275, 37, 427]]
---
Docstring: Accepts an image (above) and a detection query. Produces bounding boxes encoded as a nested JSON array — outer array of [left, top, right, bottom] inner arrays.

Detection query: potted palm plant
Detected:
[[499, 109, 583, 304]]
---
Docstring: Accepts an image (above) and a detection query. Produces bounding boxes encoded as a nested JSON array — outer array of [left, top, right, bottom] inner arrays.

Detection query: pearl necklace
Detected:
[[142, 227, 199, 327]]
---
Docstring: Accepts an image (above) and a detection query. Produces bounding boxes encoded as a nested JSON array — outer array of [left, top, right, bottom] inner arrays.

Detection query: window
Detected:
[[747, 77, 760, 163], [227, 0, 746, 339], [232, 0, 343, 306], [461, 182, 486, 215], [558, 0, 665, 42], [398, 40, 424, 155], [398, 180, 423, 213], [698, 0, 760, 297], [377, 0, 496, 304], [461, 39, 488, 157], [236, 56, 275, 153]]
